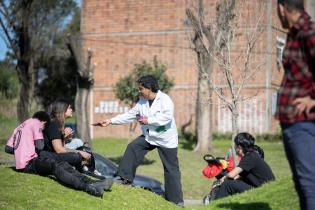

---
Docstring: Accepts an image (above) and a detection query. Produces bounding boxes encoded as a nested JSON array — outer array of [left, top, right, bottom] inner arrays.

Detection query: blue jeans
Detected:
[[281, 122, 315, 210], [65, 138, 84, 150]]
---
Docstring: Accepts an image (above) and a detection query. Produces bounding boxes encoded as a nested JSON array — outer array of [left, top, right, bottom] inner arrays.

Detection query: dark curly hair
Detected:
[[137, 75, 159, 93], [32, 111, 51, 128], [277, 0, 304, 12]]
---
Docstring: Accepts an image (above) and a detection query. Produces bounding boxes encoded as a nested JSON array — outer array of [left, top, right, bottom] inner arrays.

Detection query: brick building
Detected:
[[81, 0, 314, 138]]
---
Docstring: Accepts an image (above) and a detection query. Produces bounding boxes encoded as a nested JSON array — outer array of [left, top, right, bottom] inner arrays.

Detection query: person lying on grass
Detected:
[[204, 132, 275, 203], [5, 111, 113, 197]]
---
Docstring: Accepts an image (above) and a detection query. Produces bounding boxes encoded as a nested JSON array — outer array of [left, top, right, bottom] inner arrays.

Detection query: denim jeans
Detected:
[[65, 138, 84, 150], [281, 122, 315, 210]]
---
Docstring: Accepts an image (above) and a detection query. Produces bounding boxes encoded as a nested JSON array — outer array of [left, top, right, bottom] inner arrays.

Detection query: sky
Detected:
[[0, 0, 81, 61]]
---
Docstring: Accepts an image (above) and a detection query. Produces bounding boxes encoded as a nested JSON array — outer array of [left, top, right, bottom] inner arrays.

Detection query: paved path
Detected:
[[184, 199, 203, 206]]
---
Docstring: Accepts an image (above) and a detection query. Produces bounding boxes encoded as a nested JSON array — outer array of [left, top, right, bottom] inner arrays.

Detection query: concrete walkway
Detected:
[[184, 199, 203, 206]]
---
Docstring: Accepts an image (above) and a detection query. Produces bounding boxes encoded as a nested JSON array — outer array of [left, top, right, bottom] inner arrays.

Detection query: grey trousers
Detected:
[[117, 135, 184, 204]]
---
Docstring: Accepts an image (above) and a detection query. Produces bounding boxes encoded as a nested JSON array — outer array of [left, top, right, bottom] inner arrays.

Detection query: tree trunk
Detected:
[[75, 86, 91, 146], [16, 1, 33, 123], [194, 71, 212, 152], [231, 105, 239, 167], [17, 79, 31, 122]]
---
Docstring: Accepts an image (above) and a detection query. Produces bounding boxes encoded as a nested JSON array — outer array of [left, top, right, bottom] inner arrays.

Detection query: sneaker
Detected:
[[203, 194, 211, 205], [176, 201, 185, 208], [82, 165, 89, 172], [94, 169, 102, 176], [85, 182, 104, 197], [92, 179, 114, 191]]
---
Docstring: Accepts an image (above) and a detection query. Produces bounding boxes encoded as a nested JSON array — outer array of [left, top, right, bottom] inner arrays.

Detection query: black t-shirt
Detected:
[[44, 121, 64, 152], [238, 151, 275, 187]]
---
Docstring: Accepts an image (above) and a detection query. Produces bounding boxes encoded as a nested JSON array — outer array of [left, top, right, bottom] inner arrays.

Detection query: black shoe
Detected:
[[85, 182, 104, 197], [92, 179, 114, 191], [113, 176, 132, 185]]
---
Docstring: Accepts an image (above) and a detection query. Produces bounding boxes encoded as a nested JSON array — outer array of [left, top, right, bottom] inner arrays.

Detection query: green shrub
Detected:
[[114, 57, 174, 105]]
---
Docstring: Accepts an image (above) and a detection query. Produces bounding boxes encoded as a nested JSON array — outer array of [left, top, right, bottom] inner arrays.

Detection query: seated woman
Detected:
[[205, 132, 275, 203], [44, 99, 91, 169], [5, 111, 112, 197]]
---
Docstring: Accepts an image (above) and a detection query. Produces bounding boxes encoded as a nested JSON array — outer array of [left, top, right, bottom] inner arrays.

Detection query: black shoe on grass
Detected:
[[85, 182, 104, 197]]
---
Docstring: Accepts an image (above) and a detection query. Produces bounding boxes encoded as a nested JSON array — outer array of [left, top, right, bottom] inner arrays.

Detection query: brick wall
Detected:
[[82, 0, 284, 138]]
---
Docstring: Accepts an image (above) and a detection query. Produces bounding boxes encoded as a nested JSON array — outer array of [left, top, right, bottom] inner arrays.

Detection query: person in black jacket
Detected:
[[205, 132, 275, 202]]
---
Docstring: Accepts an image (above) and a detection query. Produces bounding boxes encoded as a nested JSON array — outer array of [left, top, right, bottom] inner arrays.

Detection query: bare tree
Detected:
[[67, 34, 95, 147], [186, 0, 214, 153], [187, 0, 265, 163]]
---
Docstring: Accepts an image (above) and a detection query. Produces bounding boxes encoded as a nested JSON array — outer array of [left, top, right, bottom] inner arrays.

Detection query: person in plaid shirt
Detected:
[[277, 0, 315, 209]]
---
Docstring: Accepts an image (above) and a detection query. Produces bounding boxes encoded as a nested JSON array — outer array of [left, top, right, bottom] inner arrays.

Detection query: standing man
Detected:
[[276, 1, 315, 209], [96, 75, 184, 206]]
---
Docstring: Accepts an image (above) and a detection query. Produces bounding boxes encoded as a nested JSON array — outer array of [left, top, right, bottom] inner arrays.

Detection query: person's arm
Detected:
[[51, 138, 91, 160], [5, 145, 14, 154], [96, 104, 140, 127], [51, 139, 68, 153], [226, 167, 243, 179], [220, 167, 243, 182], [34, 139, 45, 154]]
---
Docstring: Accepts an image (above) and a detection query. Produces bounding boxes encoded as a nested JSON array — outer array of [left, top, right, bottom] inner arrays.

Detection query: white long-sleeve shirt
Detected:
[[110, 90, 178, 148]]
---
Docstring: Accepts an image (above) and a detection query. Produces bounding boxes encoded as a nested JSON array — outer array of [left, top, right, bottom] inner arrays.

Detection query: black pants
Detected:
[[24, 152, 89, 190], [40, 151, 82, 170], [214, 179, 253, 199], [117, 136, 183, 204]]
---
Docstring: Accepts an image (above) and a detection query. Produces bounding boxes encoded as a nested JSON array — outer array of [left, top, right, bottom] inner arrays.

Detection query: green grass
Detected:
[[0, 114, 18, 163], [91, 138, 291, 200], [0, 115, 298, 210], [0, 166, 179, 210]]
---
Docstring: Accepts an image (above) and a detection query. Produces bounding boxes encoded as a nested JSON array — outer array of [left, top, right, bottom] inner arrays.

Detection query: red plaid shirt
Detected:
[[275, 12, 315, 123]]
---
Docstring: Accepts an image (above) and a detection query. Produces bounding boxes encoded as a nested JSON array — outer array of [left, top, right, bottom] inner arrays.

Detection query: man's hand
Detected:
[[138, 116, 148, 125], [92, 119, 111, 127], [293, 96, 315, 117]]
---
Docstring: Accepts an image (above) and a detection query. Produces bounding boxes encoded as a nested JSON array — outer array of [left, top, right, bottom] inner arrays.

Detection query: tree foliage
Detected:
[[114, 57, 174, 106], [36, 7, 80, 109], [0, 0, 77, 121], [0, 60, 19, 99]]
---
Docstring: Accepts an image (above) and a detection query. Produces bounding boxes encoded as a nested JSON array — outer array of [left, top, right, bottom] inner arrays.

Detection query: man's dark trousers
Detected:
[[117, 135, 184, 204]]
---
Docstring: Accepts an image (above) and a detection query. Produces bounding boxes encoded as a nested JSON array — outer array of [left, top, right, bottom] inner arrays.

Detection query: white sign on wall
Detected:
[[94, 100, 129, 113]]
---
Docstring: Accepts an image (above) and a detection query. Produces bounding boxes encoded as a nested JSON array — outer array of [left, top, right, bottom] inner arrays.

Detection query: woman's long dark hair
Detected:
[[47, 99, 69, 135], [234, 132, 255, 154]]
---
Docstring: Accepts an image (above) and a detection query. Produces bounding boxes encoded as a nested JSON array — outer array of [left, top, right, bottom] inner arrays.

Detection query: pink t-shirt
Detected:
[[6, 118, 43, 169]]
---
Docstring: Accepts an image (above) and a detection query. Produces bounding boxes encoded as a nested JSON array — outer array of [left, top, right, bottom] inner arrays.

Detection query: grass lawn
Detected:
[[0, 116, 298, 209]]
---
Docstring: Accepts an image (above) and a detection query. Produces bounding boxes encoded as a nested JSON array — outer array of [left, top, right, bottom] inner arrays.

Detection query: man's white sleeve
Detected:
[[110, 104, 139, 125]]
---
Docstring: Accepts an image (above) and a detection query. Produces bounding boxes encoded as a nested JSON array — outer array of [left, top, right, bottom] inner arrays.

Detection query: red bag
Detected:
[[202, 163, 223, 179]]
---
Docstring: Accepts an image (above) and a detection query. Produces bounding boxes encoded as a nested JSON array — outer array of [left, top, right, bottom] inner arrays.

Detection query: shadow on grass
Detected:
[[217, 202, 271, 210], [179, 131, 196, 151], [109, 156, 155, 165]]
